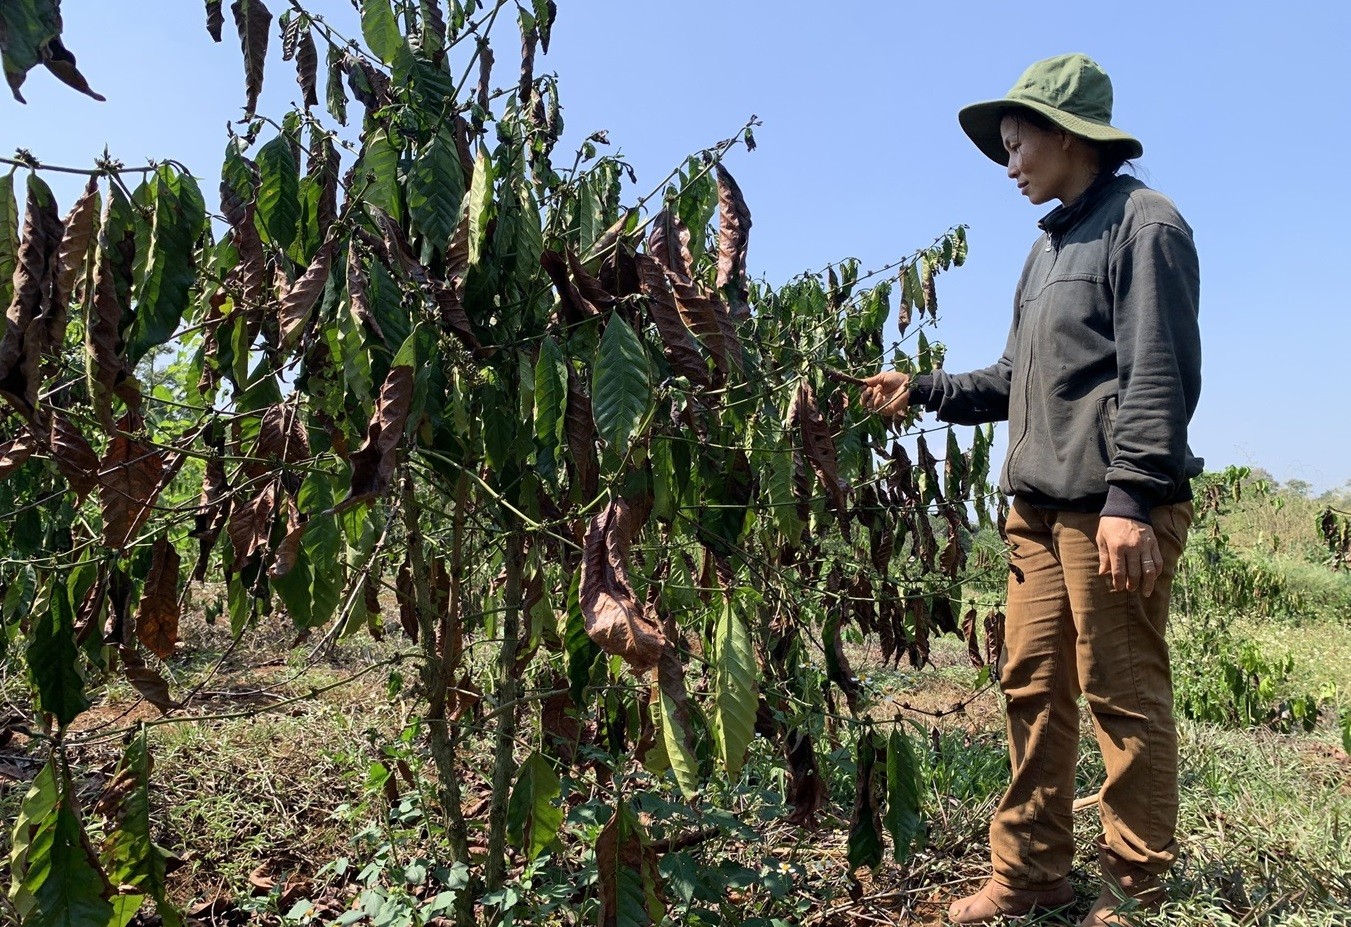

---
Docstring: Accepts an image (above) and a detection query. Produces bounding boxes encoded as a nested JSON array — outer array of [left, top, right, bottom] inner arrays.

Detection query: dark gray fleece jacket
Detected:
[[914, 174, 1202, 524]]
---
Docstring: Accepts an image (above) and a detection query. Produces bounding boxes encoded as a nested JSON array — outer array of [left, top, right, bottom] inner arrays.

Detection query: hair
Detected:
[[1001, 106, 1134, 176]]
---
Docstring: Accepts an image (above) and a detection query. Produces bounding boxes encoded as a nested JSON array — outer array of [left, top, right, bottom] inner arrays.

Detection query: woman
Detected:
[[862, 54, 1201, 927]]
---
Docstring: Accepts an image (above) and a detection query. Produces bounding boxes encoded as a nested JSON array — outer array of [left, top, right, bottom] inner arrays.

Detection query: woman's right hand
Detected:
[[861, 371, 912, 418]]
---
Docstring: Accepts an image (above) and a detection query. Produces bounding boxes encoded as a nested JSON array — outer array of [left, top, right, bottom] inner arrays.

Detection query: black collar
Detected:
[[1038, 172, 1122, 240]]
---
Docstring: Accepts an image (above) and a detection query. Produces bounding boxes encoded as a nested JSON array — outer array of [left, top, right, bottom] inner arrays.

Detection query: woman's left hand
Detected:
[[1096, 516, 1163, 596]]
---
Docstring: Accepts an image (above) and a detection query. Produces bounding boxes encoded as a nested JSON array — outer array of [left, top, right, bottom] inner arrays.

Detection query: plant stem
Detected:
[[484, 517, 524, 891], [402, 471, 476, 927]]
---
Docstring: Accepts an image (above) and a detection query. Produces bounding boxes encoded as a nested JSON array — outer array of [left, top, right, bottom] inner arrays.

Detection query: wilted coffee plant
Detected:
[[0, 2, 998, 924]]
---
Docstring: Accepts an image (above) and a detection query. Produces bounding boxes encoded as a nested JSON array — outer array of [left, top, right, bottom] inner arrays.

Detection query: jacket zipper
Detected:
[[1006, 232, 1058, 479]]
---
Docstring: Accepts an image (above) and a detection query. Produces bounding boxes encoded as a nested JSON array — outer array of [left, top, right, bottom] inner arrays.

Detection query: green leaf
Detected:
[[597, 802, 665, 927], [945, 427, 964, 501], [565, 569, 598, 706], [408, 129, 465, 250], [360, 0, 404, 65], [127, 166, 206, 364], [884, 728, 923, 862], [369, 260, 410, 354], [657, 657, 701, 800], [713, 595, 757, 778], [1341, 708, 1351, 756], [325, 44, 348, 125], [291, 175, 324, 265], [505, 752, 563, 862], [256, 136, 300, 252], [301, 472, 341, 627], [532, 337, 567, 485], [954, 225, 969, 266], [22, 784, 116, 927], [8, 756, 58, 918], [847, 730, 884, 873], [466, 148, 494, 267], [101, 732, 181, 926], [271, 541, 313, 628], [27, 578, 88, 728], [357, 129, 403, 224], [0, 171, 18, 311], [592, 314, 651, 462], [756, 411, 803, 545]]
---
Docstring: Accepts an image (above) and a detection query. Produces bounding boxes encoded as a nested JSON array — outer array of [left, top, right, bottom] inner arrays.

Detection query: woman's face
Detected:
[[1000, 113, 1075, 206]]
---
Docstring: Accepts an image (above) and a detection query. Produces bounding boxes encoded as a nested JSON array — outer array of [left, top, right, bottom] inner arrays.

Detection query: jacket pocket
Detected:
[[1097, 395, 1119, 460]]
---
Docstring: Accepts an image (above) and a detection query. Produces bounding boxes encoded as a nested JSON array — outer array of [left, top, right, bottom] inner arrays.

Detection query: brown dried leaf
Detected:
[[231, 0, 273, 114], [49, 411, 100, 501], [0, 431, 37, 481], [340, 365, 415, 509], [278, 241, 333, 351], [962, 607, 984, 668], [54, 176, 100, 342], [517, 18, 536, 105], [395, 557, 418, 642], [191, 443, 231, 582], [793, 382, 849, 528], [634, 253, 710, 389], [268, 500, 307, 579], [119, 646, 180, 713], [565, 365, 598, 503], [985, 608, 1006, 669], [445, 210, 470, 288], [99, 417, 166, 552], [447, 672, 481, 723], [102, 567, 133, 645], [345, 244, 387, 345], [429, 280, 483, 356], [784, 729, 826, 826], [539, 250, 597, 328], [296, 26, 318, 109], [88, 233, 129, 430], [906, 593, 930, 669], [256, 401, 310, 467], [136, 537, 181, 659], [921, 257, 938, 320], [206, 0, 225, 41], [0, 179, 63, 417], [228, 482, 278, 572], [567, 250, 615, 312], [886, 441, 917, 503], [897, 264, 913, 337], [221, 183, 266, 311], [308, 135, 339, 240], [714, 164, 752, 320], [647, 209, 694, 281], [541, 679, 580, 767], [877, 583, 899, 667], [580, 499, 665, 673], [665, 270, 737, 381], [475, 38, 493, 116], [41, 38, 105, 102], [940, 506, 967, 577], [916, 434, 944, 505]]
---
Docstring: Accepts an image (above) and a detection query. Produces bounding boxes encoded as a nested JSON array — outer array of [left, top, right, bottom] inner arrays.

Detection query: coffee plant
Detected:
[[1, 2, 1000, 924]]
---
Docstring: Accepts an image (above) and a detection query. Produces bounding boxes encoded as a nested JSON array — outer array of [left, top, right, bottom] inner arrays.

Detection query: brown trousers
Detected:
[[991, 497, 1193, 889]]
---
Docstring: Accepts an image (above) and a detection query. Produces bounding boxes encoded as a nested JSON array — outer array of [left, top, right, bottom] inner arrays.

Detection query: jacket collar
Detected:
[[1038, 172, 1122, 240]]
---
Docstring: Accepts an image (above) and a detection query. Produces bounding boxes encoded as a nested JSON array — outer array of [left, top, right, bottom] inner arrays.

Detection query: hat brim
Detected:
[[958, 98, 1144, 166]]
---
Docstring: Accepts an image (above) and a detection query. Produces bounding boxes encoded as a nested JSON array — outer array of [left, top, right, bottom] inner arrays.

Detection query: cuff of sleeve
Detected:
[[1101, 484, 1153, 524], [912, 374, 941, 412]]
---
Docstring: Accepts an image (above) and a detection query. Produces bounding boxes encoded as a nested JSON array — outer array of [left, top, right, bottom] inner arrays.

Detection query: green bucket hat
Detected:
[[958, 53, 1143, 166]]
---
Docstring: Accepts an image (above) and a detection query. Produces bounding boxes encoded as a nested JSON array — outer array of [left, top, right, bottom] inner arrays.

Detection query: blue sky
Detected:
[[6, 1, 1349, 491]]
